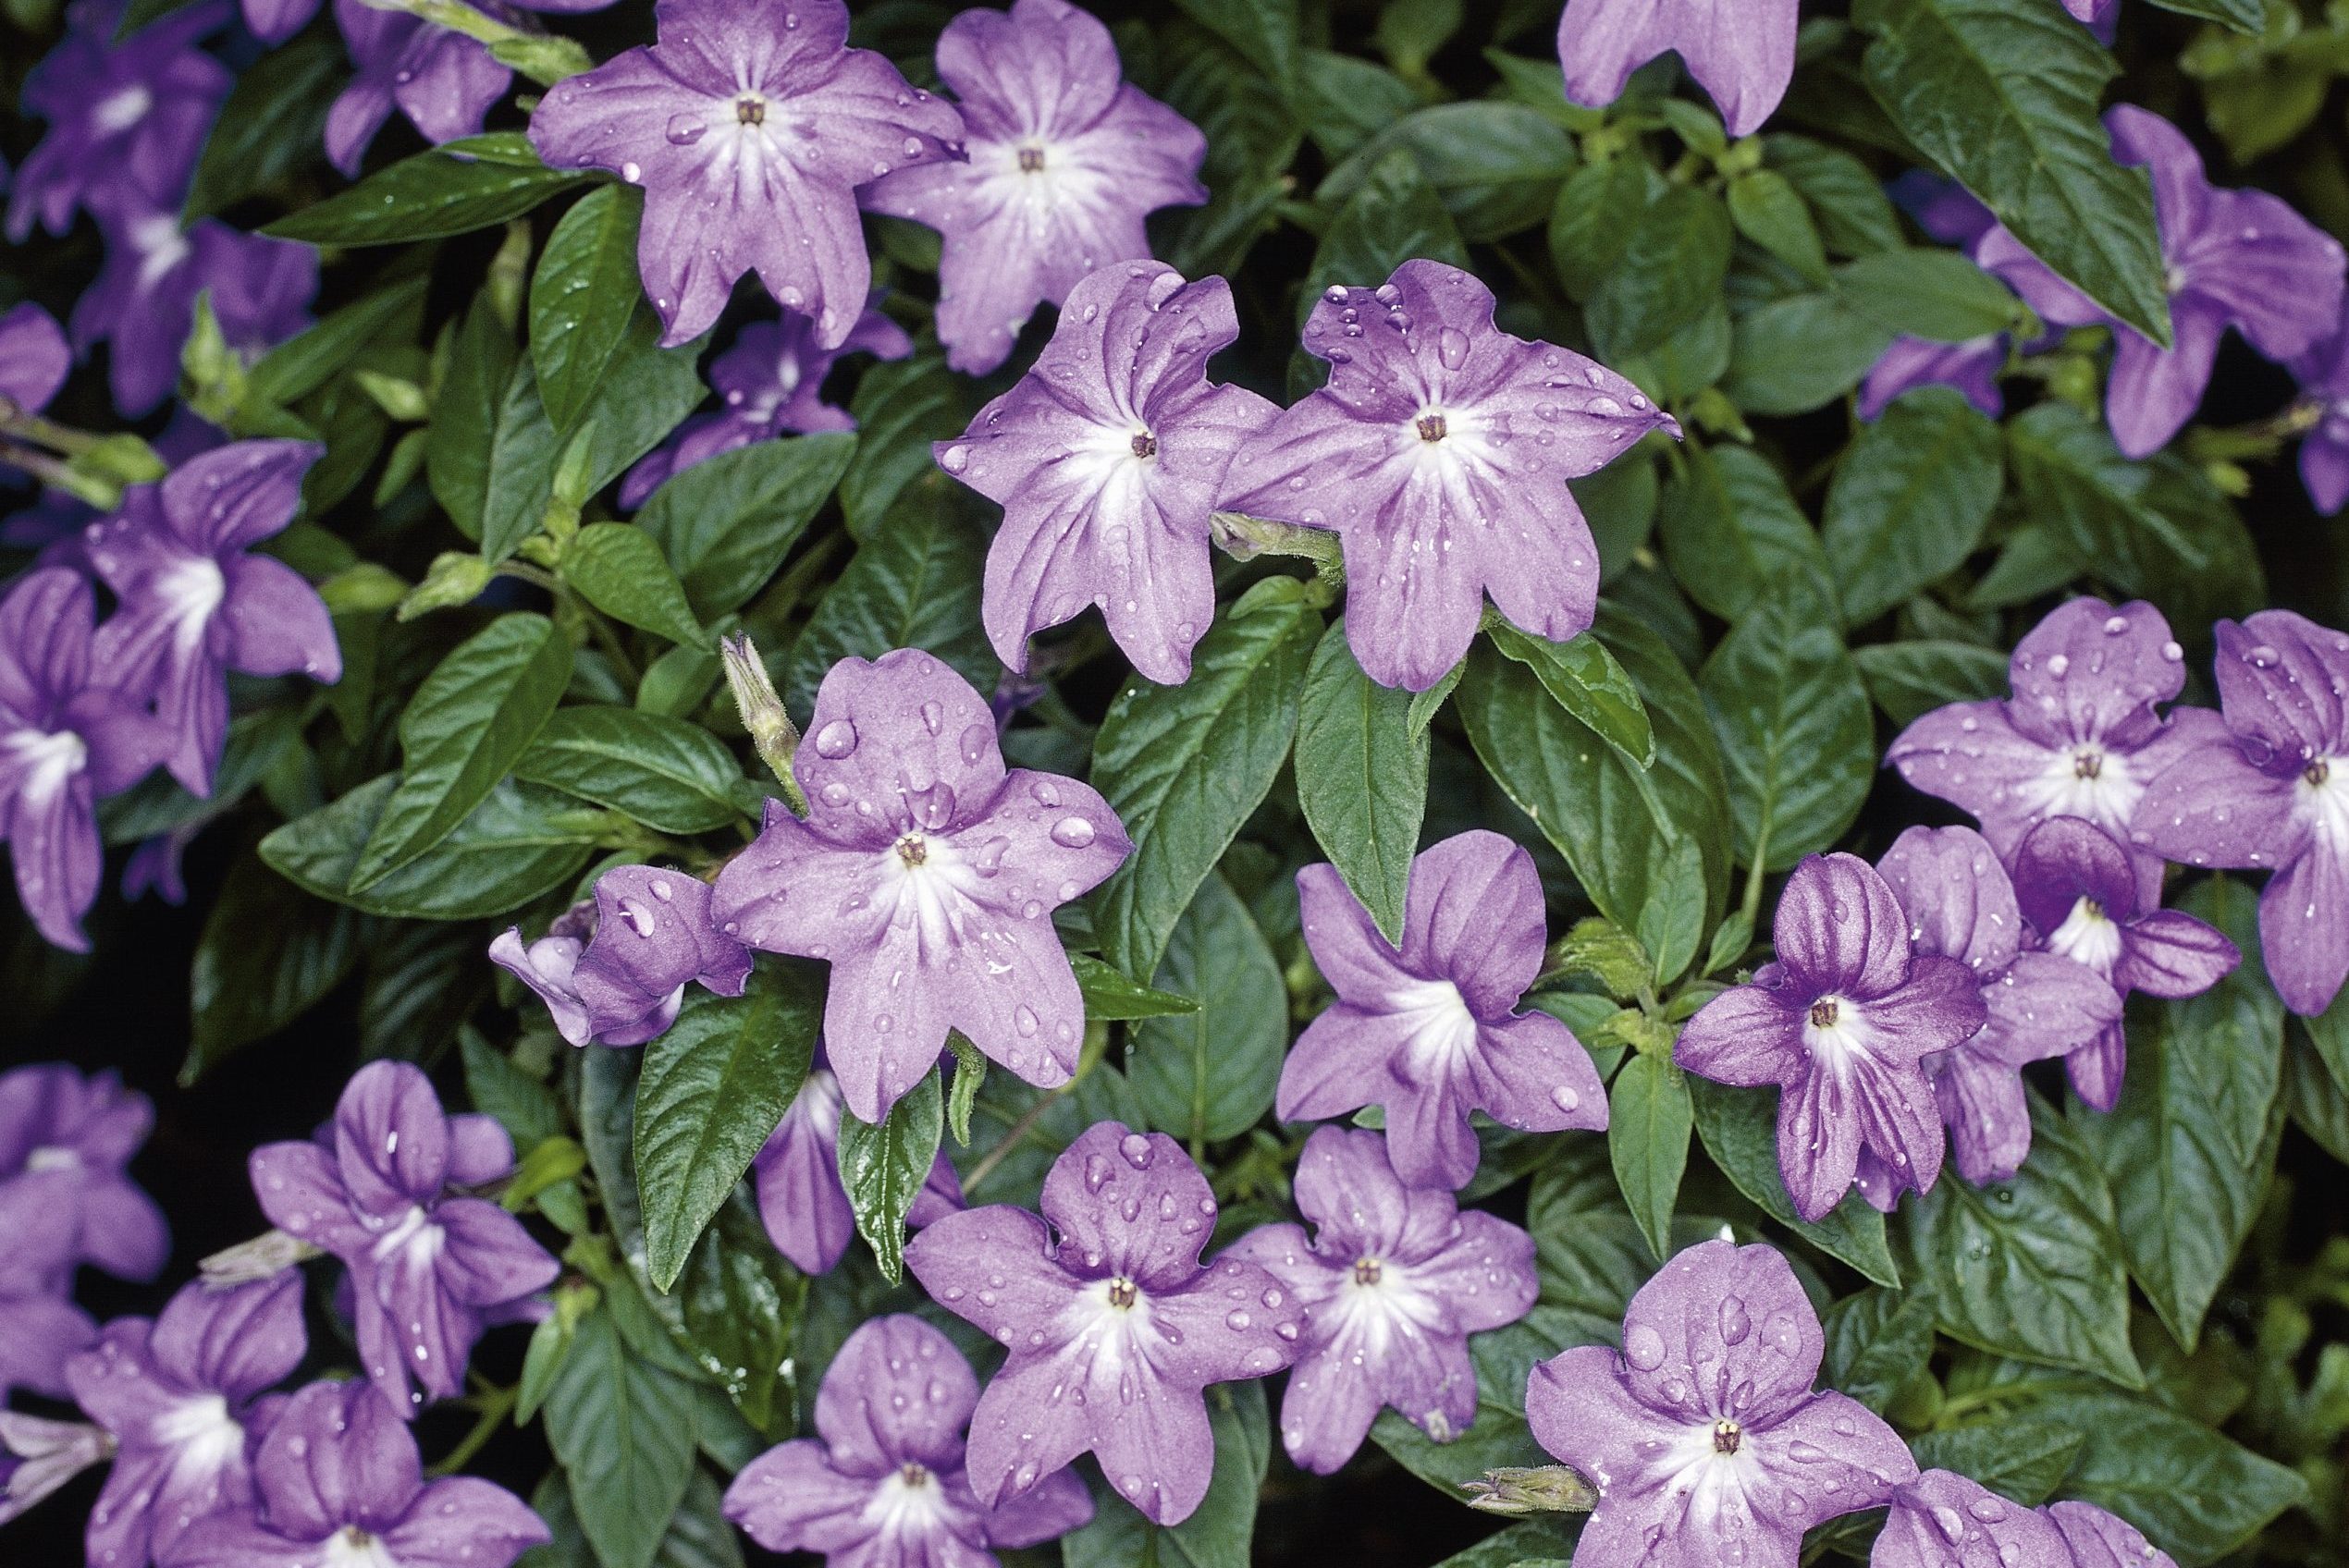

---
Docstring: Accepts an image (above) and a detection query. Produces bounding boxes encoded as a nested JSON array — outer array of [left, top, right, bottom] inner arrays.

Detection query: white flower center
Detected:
[[150, 1394, 245, 1486], [2017, 743, 2141, 837], [369, 1204, 443, 1265], [1386, 978, 1481, 1079], [159, 555, 227, 642], [1802, 995, 1877, 1074], [24, 1144, 80, 1173], [6, 729, 89, 807], [865, 1460, 949, 1536], [2300, 757, 2349, 852], [2046, 896, 2124, 978], [130, 214, 191, 289], [92, 84, 154, 133], [321, 1525, 403, 1568]]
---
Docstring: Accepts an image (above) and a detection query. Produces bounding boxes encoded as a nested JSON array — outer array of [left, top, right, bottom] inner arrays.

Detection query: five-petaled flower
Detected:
[[1276, 829, 1608, 1193], [1525, 1239, 1917, 1568], [1221, 259, 1676, 691], [161, 1378, 548, 1568], [247, 1060, 560, 1417], [2133, 608, 2349, 1016], [1888, 596, 2219, 912], [904, 1121, 1305, 1525], [527, 0, 965, 350], [1556, 0, 1798, 138], [724, 1314, 1092, 1565], [67, 1274, 307, 1568], [1228, 1126, 1537, 1474], [711, 648, 1131, 1123], [1675, 852, 1986, 1222], [490, 863, 753, 1047], [863, 0, 1207, 375], [0, 1169, 98, 1403], [0, 1062, 172, 1287], [86, 440, 342, 796], [938, 261, 1279, 685]]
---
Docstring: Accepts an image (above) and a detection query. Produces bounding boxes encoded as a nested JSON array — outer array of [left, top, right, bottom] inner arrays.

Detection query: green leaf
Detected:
[[261, 775, 601, 920], [1298, 48, 1421, 161], [1295, 621, 1427, 943], [1908, 1416, 2086, 1505], [1852, 0, 2171, 346], [2072, 878, 2281, 1350], [563, 523, 707, 648], [1836, 249, 2024, 343], [543, 1306, 699, 1568], [250, 275, 431, 409], [1897, 1095, 2141, 1386], [674, 1190, 806, 1437], [1852, 640, 2011, 727], [184, 854, 361, 1085], [839, 356, 967, 541], [1723, 291, 1895, 416], [1532, 1140, 1733, 1339], [1656, 442, 1829, 623], [1090, 577, 1322, 979], [1698, 572, 1874, 871], [1304, 149, 1472, 325], [1764, 134, 1905, 257], [532, 185, 647, 436], [1687, 1077, 1901, 1286], [264, 132, 590, 245], [1549, 155, 1658, 300], [351, 614, 575, 889], [1637, 835, 1708, 987], [1728, 167, 1830, 282], [1426, 1521, 1578, 1568], [946, 1035, 985, 1146], [526, 1467, 746, 1568], [1608, 1052, 1692, 1263], [1070, 953, 1200, 1021], [1587, 185, 1735, 360], [1487, 622, 1656, 769], [783, 496, 996, 715], [1823, 386, 2004, 625], [425, 290, 519, 545], [1821, 1287, 1938, 1414], [515, 706, 748, 834], [2150, 0, 2264, 28], [1131, 874, 1286, 1145], [359, 918, 492, 1068], [1171, 0, 1300, 95], [183, 29, 341, 222], [634, 432, 856, 620], [1322, 104, 1578, 243], [836, 1070, 944, 1284], [635, 968, 822, 1292], [1061, 1380, 1273, 1568], [461, 1028, 566, 1150]]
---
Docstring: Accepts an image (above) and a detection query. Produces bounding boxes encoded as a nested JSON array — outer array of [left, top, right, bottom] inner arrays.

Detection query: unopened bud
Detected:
[[1461, 1464, 1599, 1517], [199, 1228, 326, 1286], [398, 552, 495, 620], [0, 1414, 113, 1524], [721, 633, 808, 814]]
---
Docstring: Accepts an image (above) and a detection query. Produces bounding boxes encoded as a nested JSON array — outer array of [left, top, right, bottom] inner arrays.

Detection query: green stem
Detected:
[[1738, 820, 1772, 938], [0, 441, 120, 509], [427, 1384, 519, 1477], [356, 0, 525, 48]]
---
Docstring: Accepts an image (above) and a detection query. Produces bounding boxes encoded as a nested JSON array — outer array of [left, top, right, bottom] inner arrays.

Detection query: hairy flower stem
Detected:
[[720, 633, 810, 816]]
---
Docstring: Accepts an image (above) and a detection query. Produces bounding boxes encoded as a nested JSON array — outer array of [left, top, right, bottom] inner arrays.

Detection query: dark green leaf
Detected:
[[1724, 292, 1895, 416], [1071, 953, 1201, 1021], [1304, 149, 1472, 324], [1295, 621, 1427, 943], [1823, 386, 2004, 625], [1607, 1052, 1692, 1263], [461, 1028, 566, 1149], [1587, 185, 1734, 360], [563, 523, 707, 648], [515, 706, 747, 834], [1656, 442, 1828, 623], [1821, 1287, 1938, 1414], [674, 1190, 806, 1436], [1131, 874, 1285, 1145], [2148, 0, 2264, 29], [265, 133, 590, 245], [261, 775, 601, 920], [251, 275, 431, 409], [1323, 104, 1578, 242], [1549, 155, 1657, 300], [184, 854, 361, 1084], [1765, 133, 1905, 256], [425, 291, 519, 545], [634, 432, 856, 619], [836, 1070, 944, 1284], [1688, 1077, 1901, 1286], [1487, 621, 1656, 769], [839, 357, 966, 541], [532, 185, 648, 436], [1908, 1416, 2085, 1505], [1852, 641, 2011, 727], [1171, 0, 1300, 95], [1836, 249, 2023, 343], [1728, 167, 1830, 282], [184, 29, 341, 222], [1426, 1521, 1579, 1568], [783, 496, 996, 715], [543, 1307, 699, 1568]]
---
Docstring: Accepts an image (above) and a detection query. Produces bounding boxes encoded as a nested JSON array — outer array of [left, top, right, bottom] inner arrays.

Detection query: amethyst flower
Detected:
[[2066, 0, 2121, 21], [0, 1063, 171, 1283], [1220, 259, 1677, 691], [2046, 1501, 2181, 1568], [7, 0, 229, 243], [67, 1274, 307, 1568], [861, 0, 1207, 376], [1556, 0, 1798, 138], [2134, 609, 2349, 1016], [527, 0, 965, 351], [710, 648, 1131, 1123], [0, 571, 171, 950], [489, 864, 752, 1047], [621, 309, 911, 508], [72, 198, 318, 417], [248, 1061, 560, 1416], [938, 262, 1278, 684], [1873, 1470, 2071, 1568], [1887, 595, 2220, 911], [1869, 827, 2121, 1202], [905, 1121, 1304, 1525], [724, 1314, 1092, 1564], [2012, 816, 2238, 1109], [751, 1065, 962, 1276], [2290, 319, 2349, 515], [87, 440, 343, 796], [1226, 1126, 1537, 1475], [1276, 829, 1608, 1193], [0, 303, 71, 472], [1675, 853, 1986, 1222], [161, 1379, 548, 1568], [1975, 105, 2345, 458], [0, 1177, 96, 1403], [1526, 1239, 1917, 1568]]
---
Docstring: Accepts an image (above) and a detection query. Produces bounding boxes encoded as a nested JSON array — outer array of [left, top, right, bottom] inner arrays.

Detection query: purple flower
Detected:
[[1220, 259, 1676, 692], [0, 1411, 113, 1527], [71, 197, 319, 417], [2290, 318, 2349, 515], [489, 864, 753, 1047], [2046, 1500, 2181, 1568], [0, 1063, 170, 1283], [1556, 0, 1798, 137], [710, 649, 1131, 1123], [3, 407, 222, 565], [904, 1121, 1305, 1525], [1976, 105, 2345, 458], [1525, 1239, 1916, 1568], [862, 0, 1207, 376], [620, 308, 912, 509], [2011, 815, 2238, 1109], [1861, 177, 2016, 422], [723, 1314, 1092, 1563], [1869, 827, 2121, 1201], [2065, 0, 2121, 27], [0, 303, 71, 443], [7, 0, 229, 243], [937, 262, 1278, 685], [87, 440, 343, 797], [751, 1065, 963, 1276], [66, 1275, 307, 1568], [1226, 1126, 1537, 1475], [1276, 829, 1607, 1193], [1675, 853, 1986, 1222], [527, 0, 965, 351], [1887, 596, 2220, 912], [1874, 1469, 2072, 1568], [2133, 610, 2349, 1016], [160, 1379, 548, 1568], [0, 1178, 97, 1403], [0, 572, 171, 950], [247, 1061, 560, 1417]]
